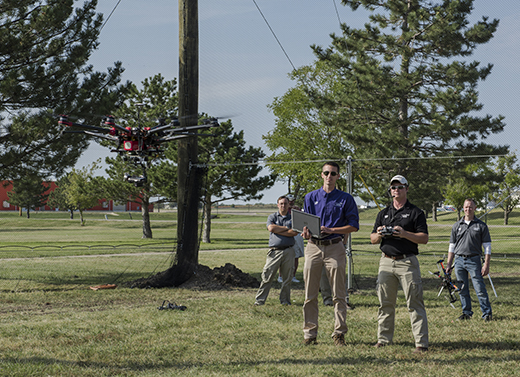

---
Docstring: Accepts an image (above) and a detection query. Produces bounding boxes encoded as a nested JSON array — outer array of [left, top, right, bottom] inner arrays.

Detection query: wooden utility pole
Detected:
[[174, 0, 200, 284]]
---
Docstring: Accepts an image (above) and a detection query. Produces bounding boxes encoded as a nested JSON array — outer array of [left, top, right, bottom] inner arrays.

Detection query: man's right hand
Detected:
[[302, 226, 311, 240]]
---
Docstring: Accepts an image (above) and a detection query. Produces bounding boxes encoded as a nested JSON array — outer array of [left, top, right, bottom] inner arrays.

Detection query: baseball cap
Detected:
[[390, 175, 408, 186], [286, 194, 295, 201]]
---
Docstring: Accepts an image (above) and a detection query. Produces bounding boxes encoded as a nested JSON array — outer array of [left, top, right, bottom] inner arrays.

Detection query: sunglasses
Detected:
[[322, 171, 338, 176], [390, 185, 407, 190]]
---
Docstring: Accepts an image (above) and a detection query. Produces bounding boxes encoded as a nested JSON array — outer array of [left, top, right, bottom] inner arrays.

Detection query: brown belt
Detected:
[[310, 237, 342, 246], [382, 252, 414, 260]]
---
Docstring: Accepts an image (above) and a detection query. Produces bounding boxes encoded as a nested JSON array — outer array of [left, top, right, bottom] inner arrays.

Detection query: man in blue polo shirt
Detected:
[[446, 198, 493, 321], [301, 161, 359, 346], [254, 195, 299, 306]]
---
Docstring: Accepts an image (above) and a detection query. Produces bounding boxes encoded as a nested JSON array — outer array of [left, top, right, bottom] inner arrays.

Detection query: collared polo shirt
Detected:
[[303, 187, 359, 240], [450, 217, 491, 256], [372, 200, 428, 257], [266, 211, 295, 248]]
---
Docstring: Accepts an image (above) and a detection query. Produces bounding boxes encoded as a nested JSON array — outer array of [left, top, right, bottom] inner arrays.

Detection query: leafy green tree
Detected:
[[102, 156, 158, 238], [47, 174, 76, 219], [163, 119, 276, 243], [264, 62, 351, 201], [0, 0, 128, 180], [264, 0, 508, 213], [7, 173, 49, 218], [100, 74, 178, 238], [200, 121, 276, 243], [443, 162, 496, 219], [60, 162, 104, 226], [490, 154, 520, 225]]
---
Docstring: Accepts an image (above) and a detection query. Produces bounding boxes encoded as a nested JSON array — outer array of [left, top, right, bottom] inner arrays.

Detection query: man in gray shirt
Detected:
[[446, 198, 492, 321], [254, 195, 300, 306]]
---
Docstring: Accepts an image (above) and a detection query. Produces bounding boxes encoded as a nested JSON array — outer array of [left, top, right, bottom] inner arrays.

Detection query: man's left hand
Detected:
[[482, 263, 490, 277], [320, 226, 333, 235]]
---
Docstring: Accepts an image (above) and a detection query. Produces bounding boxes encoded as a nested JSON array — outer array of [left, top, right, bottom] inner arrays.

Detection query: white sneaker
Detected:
[[292, 277, 300, 283], [277, 276, 283, 283]]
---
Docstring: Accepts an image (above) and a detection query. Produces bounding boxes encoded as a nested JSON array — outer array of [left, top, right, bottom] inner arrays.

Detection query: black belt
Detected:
[[269, 245, 292, 251], [383, 252, 414, 260], [457, 254, 480, 259], [310, 237, 342, 246]]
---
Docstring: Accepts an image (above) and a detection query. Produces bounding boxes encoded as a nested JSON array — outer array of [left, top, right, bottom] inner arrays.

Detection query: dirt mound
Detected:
[[128, 263, 260, 290]]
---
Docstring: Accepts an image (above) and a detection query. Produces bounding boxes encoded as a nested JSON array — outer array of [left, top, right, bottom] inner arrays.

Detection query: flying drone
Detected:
[[58, 114, 220, 186]]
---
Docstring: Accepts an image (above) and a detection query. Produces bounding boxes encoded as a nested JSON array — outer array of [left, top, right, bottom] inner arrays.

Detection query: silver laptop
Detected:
[[292, 210, 325, 239]]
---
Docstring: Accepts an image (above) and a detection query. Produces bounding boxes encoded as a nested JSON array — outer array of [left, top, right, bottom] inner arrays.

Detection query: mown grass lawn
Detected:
[[0, 208, 519, 376]]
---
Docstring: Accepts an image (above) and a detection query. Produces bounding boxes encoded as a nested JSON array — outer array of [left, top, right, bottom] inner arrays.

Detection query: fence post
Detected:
[[345, 156, 354, 307]]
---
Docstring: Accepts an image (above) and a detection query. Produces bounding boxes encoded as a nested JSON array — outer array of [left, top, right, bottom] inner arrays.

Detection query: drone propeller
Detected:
[[170, 123, 219, 134]]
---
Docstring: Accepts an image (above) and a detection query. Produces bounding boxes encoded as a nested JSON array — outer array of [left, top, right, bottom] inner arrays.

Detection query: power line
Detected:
[[99, 0, 124, 33], [195, 154, 508, 168], [251, 0, 297, 72], [252, 0, 371, 135]]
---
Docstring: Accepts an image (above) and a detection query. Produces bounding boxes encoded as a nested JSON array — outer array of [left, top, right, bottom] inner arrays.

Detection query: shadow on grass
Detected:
[[2, 338, 519, 374]]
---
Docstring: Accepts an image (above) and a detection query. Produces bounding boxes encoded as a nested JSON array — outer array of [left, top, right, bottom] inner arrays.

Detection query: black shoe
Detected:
[[458, 314, 471, 320], [483, 314, 493, 321], [413, 346, 428, 353]]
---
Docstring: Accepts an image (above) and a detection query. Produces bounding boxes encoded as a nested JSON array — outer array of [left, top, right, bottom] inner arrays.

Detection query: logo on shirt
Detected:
[[402, 214, 410, 218]]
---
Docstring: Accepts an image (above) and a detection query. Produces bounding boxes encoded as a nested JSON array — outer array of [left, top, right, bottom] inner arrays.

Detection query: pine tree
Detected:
[[7, 173, 49, 218], [265, 0, 508, 211], [0, 0, 128, 180]]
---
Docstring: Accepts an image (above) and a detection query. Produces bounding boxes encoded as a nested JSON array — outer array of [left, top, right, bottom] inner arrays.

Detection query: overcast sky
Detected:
[[79, 0, 520, 204]]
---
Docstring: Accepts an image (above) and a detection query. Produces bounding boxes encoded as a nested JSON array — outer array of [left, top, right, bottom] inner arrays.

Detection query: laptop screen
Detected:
[[291, 210, 323, 238]]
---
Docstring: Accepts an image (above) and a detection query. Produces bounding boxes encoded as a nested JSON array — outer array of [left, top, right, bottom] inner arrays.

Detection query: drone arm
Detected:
[[147, 123, 175, 135], [60, 121, 112, 133], [83, 131, 119, 141], [110, 123, 130, 134]]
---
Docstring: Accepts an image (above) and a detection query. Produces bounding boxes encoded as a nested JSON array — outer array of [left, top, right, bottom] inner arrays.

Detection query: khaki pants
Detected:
[[255, 247, 295, 305], [303, 241, 347, 339], [376, 254, 429, 348]]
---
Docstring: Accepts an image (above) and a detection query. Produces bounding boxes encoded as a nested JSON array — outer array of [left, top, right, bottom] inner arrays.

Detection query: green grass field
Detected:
[[0, 207, 519, 376]]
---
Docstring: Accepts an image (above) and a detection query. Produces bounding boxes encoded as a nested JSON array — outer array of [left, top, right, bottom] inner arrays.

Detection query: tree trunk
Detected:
[[141, 202, 153, 239], [69, 209, 74, 219], [202, 195, 212, 243], [432, 202, 438, 222], [26, 209, 30, 218], [80, 209, 85, 226], [504, 208, 509, 225]]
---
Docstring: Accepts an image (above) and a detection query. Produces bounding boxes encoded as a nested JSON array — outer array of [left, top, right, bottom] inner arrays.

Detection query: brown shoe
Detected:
[[413, 346, 428, 353], [332, 334, 346, 346], [373, 342, 386, 348], [303, 337, 317, 345]]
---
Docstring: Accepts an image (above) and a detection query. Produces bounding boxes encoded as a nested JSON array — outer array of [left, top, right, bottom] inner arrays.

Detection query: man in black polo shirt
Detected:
[[370, 175, 429, 353], [254, 195, 299, 306], [446, 198, 492, 321]]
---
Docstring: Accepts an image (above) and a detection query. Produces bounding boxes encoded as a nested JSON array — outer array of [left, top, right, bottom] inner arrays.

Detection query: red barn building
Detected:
[[0, 180, 152, 212]]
